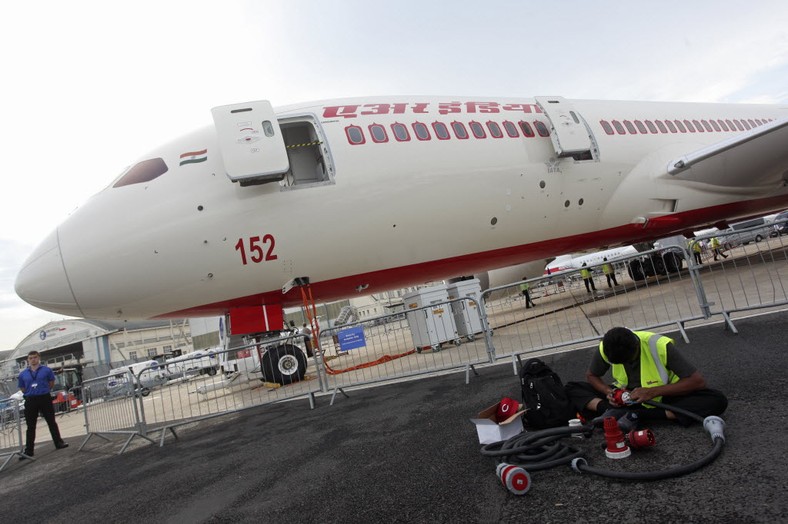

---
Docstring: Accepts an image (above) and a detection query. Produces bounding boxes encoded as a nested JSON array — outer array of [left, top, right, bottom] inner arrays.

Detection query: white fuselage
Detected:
[[15, 96, 788, 320]]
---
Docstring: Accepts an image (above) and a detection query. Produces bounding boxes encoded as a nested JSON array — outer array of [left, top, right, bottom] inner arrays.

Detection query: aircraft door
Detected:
[[212, 100, 290, 186], [534, 96, 597, 161]]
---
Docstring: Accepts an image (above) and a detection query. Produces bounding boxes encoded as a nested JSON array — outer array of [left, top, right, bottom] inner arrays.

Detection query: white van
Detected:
[[724, 218, 772, 246]]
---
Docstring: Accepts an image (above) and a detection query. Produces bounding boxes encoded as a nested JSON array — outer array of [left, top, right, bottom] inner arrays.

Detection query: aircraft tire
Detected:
[[261, 344, 307, 385]]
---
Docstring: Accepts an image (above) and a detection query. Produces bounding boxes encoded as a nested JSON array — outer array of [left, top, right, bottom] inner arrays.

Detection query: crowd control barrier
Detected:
[[317, 297, 492, 403], [80, 333, 322, 451], [0, 397, 27, 470], [480, 245, 709, 373], [688, 221, 788, 332]]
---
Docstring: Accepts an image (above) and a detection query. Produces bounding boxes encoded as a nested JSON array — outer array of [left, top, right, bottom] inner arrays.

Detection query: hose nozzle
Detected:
[[703, 416, 726, 443]]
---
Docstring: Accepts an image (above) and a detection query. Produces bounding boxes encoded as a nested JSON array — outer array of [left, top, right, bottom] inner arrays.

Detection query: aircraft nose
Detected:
[[15, 229, 83, 317]]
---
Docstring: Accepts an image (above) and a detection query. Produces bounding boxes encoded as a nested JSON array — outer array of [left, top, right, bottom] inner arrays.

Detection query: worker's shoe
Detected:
[[616, 411, 640, 433], [55, 441, 69, 449]]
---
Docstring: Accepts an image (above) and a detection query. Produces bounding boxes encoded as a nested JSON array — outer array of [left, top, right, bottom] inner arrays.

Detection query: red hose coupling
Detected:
[[603, 416, 631, 459], [496, 463, 531, 495], [627, 428, 656, 449]]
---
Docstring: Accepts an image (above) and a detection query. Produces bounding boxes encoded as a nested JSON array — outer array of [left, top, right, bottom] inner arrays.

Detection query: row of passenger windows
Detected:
[[344, 116, 775, 145], [344, 120, 551, 145], [600, 117, 772, 135]]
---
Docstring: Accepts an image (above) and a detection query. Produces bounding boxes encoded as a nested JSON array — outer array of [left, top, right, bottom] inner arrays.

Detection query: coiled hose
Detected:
[[481, 400, 726, 481]]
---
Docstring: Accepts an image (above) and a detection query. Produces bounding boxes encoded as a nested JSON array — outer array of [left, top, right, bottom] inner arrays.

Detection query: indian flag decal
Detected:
[[179, 149, 208, 166]]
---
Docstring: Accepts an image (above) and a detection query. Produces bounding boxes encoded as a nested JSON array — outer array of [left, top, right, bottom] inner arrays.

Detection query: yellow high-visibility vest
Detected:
[[599, 331, 679, 405]]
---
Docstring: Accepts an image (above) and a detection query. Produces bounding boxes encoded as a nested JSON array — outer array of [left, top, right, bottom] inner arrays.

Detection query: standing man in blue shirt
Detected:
[[17, 351, 68, 457]]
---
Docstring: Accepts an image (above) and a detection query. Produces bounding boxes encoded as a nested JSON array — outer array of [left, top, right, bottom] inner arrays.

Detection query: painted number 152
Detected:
[[235, 234, 277, 265]]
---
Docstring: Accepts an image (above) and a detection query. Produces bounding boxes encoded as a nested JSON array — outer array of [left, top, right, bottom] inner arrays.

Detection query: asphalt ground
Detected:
[[1, 310, 786, 523]]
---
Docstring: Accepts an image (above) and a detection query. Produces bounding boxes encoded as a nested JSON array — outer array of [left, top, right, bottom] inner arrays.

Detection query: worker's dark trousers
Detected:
[[23, 394, 64, 453], [565, 381, 728, 426]]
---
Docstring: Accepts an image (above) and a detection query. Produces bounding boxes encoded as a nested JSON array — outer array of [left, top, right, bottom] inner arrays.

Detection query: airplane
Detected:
[[15, 95, 788, 369], [544, 245, 639, 274]]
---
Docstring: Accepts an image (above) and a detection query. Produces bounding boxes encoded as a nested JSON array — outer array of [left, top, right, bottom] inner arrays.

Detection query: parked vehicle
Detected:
[[770, 211, 788, 237], [106, 360, 167, 397], [163, 349, 220, 379], [723, 218, 772, 246]]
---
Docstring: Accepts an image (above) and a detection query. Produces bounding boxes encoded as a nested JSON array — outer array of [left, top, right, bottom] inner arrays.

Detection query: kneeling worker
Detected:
[[565, 327, 727, 426]]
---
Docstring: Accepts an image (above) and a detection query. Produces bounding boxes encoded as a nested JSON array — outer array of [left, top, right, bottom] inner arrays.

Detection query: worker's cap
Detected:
[[496, 397, 520, 423]]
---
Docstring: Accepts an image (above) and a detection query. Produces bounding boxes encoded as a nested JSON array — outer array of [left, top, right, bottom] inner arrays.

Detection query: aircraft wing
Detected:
[[667, 117, 788, 188]]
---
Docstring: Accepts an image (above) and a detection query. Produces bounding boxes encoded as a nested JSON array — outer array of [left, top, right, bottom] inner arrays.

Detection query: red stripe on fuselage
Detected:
[[157, 194, 788, 319]]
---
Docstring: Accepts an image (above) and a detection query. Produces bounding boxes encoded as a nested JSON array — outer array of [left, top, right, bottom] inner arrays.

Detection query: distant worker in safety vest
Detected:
[[580, 263, 597, 293], [519, 279, 535, 309], [565, 327, 728, 426], [602, 258, 618, 288], [710, 237, 728, 261], [692, 241, 703, 265]]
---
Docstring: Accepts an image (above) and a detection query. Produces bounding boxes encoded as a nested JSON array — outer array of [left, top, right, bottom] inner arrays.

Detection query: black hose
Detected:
[[643, 399, 704, 423], [480, 424, 590, 471], [481, 402, 725, 481], [570, 399, 725, 480], [572, 438, 724, 481]]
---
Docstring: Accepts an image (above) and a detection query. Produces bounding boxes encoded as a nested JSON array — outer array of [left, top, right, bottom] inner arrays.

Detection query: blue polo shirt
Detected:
[[17, 366, 56, 397]]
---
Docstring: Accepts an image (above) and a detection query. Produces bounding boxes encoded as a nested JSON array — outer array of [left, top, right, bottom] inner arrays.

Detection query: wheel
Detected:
[[466, 335, 475, 342], [453, 339, 462, 346], [650, 254, 666, 275], [261, 344, 307, 385], [755, 235, 763, 242], [662, 252, 683, 274], [139, 387, 151, 397], [627, 260, 645, 281], [207, 367, 218, 376]]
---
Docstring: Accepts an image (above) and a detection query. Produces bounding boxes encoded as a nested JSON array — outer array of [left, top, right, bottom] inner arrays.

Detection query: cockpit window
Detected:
[[113, 158, 168, 188]]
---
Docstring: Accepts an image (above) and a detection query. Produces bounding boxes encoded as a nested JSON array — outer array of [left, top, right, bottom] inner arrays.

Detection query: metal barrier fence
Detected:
[[318, 297, 492, 403], [80, 333, 322, 452], [689, 221, 788, 332], [0, 397, 28, 470], [480, 246, 708, 373]]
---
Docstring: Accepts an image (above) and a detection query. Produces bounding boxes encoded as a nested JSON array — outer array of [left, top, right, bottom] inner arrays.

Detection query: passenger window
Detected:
[[412, 122, 431, 141], [345, 125, 365, 145], [451, 121, 469, 139], [432, 122, 450, 140], [487, 121, 503, 138], [469, 121, 486, 139], [519, 121, 535, 137], [369, 124, 389, 143], [391, 123, 410, 142], [600, 120, 614, 135], [503, 121, 519, 137], [533, 121, 550, 137]]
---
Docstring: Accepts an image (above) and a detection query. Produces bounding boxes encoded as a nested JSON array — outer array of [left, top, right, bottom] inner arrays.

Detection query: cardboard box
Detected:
[[470, 403, 525, 444]]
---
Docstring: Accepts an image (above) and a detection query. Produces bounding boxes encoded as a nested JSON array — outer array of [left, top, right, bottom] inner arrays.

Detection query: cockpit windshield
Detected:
[[113, 158, 168, 188]]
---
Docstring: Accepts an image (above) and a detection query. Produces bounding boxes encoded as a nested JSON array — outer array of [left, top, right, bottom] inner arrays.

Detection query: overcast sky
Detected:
[[1, 0, 787, 350]]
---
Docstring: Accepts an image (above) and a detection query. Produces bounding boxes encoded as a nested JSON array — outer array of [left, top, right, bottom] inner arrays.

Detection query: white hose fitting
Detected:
[[703, 416, 726, 443], [570, 457, 587, 473]]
